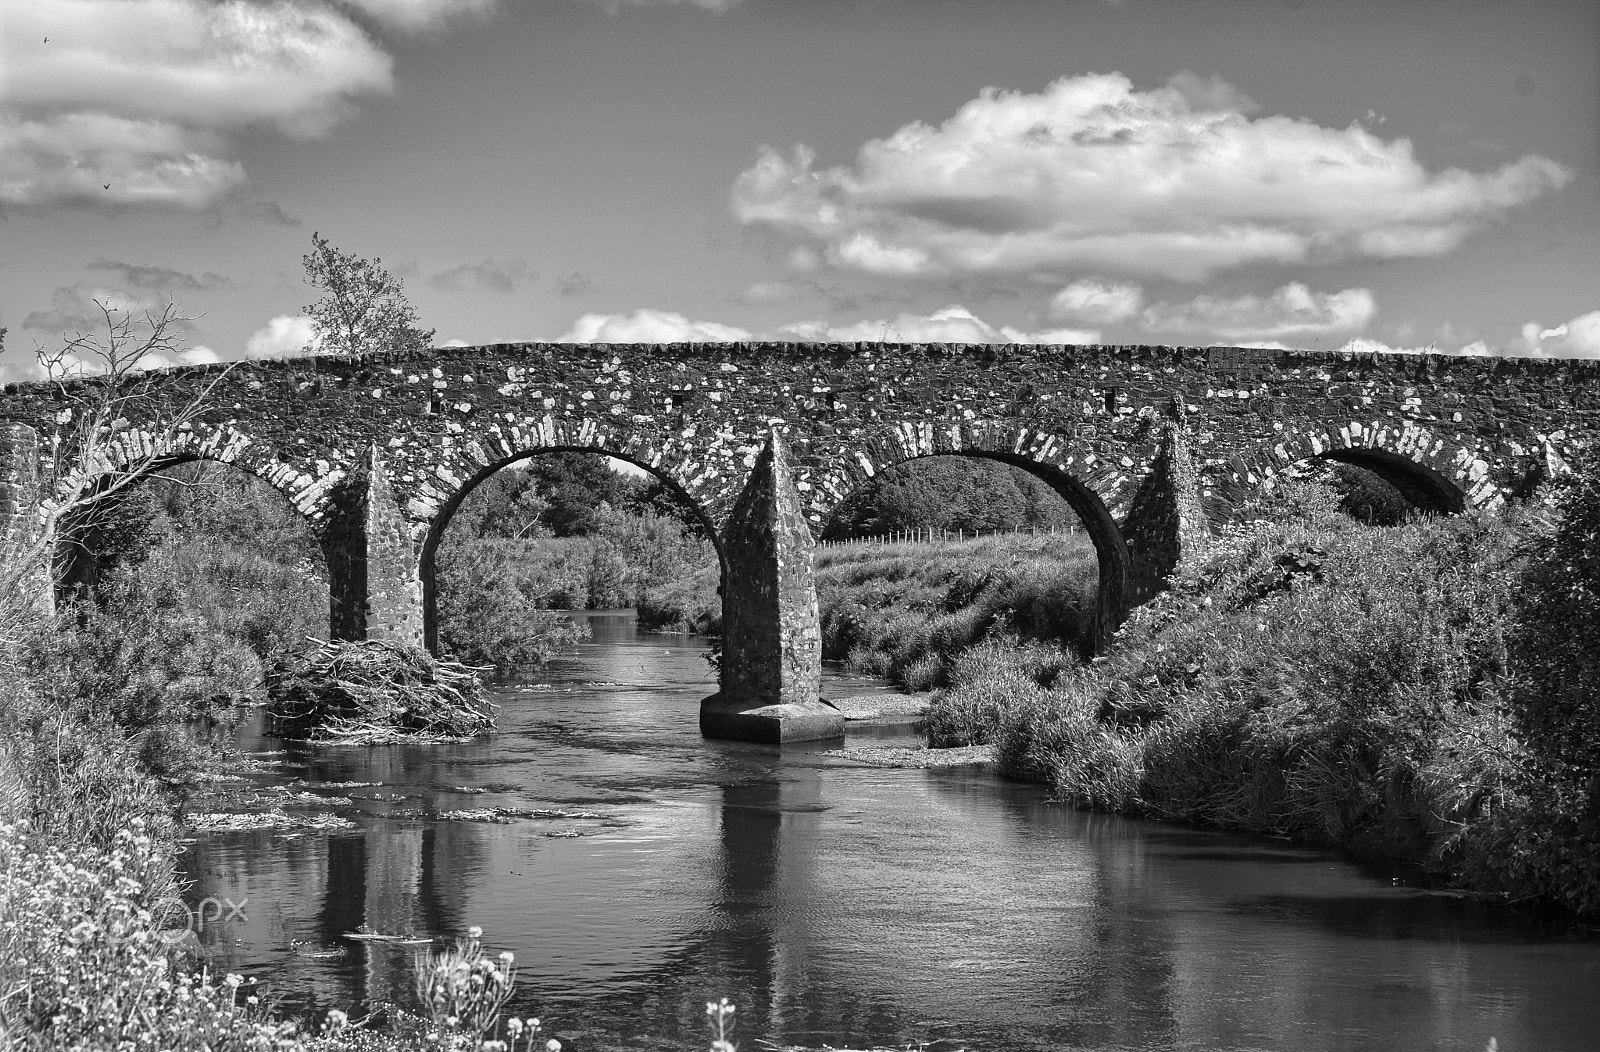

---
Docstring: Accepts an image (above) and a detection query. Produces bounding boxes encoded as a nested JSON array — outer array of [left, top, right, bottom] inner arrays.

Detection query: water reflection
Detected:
[[179, 614, 1600, 1051]]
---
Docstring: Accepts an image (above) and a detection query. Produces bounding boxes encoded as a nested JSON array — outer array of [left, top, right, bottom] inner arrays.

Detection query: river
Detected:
[[180, 612, 1600, 1051]]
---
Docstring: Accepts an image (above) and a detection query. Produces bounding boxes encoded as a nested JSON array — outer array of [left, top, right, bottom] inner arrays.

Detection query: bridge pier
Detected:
[[323, 445, 425, 647], [701, 431, 843, 744], [1121, 397, 1211, 608], [0, 423, 53, 618]]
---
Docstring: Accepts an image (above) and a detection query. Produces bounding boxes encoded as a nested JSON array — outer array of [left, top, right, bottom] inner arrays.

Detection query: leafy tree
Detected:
[[301, 232, 434, 356], [521, 453, 642, 536], [824, 456, 1078, 539], [449, 466, 550, 540]]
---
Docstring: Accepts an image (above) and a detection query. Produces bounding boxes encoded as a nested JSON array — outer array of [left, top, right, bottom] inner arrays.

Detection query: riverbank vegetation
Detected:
[[818, 532, 1096, 690], [922, 469, 1600, 916]]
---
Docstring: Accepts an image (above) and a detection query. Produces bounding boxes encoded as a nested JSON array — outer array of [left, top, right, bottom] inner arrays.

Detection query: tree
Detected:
[[5, 300, 232, 602], [301, 232, 434, 356]]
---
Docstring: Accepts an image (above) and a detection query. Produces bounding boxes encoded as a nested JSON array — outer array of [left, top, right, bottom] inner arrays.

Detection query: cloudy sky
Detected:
[[1, 0, 1596, 378]]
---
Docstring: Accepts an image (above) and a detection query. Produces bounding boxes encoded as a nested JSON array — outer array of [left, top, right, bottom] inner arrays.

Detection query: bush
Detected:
[[0, 818, 296, 1050], [925, 479, 1600, 912], [435, 539, 590, 676], [1496, 466, 1600, 913]]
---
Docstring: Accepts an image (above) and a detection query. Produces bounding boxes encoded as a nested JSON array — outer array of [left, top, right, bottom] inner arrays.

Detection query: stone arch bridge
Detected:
[[2, 342, 1595, 742]]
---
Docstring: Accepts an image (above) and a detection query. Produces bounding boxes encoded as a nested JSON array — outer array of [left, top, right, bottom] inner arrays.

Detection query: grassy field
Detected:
[[817, 531, 1097, 690]]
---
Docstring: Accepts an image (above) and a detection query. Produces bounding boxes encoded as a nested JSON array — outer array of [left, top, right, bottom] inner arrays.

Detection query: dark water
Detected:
[[182, 613, 1600, 1051]]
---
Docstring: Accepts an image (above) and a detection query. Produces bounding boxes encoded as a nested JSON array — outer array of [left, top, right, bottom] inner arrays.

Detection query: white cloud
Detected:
[[341, 0, 499, 33], [3, 2, 393, 134], [556, 304, 1095, 344], [0, 0, 437, 212], [1049, 280, 1143, 324], [1511, 310, 1600, 358], [245, 314, 319, 359], [777, 304, 1097, 344], [733, 71, 1571, 282], [1140, 283, 1375, 342], [557, 310, 753, 343]]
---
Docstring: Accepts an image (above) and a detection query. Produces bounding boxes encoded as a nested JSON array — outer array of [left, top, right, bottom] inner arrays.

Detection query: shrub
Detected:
[[0, 818, 296, 1050], [436, 539, 590, 676]]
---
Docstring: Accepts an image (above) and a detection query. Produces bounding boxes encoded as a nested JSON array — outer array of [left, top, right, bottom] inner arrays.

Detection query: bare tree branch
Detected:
[[15, 298, 235, 586]]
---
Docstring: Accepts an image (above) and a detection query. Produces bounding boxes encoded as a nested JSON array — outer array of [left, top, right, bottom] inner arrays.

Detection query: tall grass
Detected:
[[818, 533, 1097, 690]]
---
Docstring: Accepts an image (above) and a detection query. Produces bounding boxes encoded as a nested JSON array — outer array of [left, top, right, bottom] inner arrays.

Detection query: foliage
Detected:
[[1324, 461, 1415, 525], [301, 231, 435, 356], [1496, 464, 1600, 913], [635, 561, 722, 634], [414, 927, 517, 1038], [815, 533, 1096, 691], [922, 476, 1600, 914], [0, 817, 296, 1050], [435, 538, 590, 677], [823, 455, 1081, 540]]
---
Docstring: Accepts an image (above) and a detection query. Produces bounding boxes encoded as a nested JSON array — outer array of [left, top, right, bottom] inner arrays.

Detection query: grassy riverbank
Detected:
[[923, 477, 1600, 916], [818, 532, 1097, 690]]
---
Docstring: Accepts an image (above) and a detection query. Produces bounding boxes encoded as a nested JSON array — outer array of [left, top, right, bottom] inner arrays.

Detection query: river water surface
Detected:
[[182, 612, 1600, 1051]]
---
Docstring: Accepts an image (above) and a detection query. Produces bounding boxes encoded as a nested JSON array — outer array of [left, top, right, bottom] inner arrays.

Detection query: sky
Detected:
[[1, 0, 1597, 379]]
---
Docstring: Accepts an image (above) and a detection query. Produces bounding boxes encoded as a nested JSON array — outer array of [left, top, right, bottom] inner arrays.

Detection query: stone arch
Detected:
[[1224, 419, 1498, 517], [52, 420, 345, 524], [50, 424, 335, 604], [814, 420, 1140, 651], [402, 414, 746, 530], [415, 443, 727, 655]]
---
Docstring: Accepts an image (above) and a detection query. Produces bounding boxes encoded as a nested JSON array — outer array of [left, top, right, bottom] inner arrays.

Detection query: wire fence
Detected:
[[818, 524, 1083, 548]]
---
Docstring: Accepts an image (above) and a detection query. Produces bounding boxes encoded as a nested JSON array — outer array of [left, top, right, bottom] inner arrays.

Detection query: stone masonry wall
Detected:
[[5, 343, 1594, 539], [3, 342, 1597, 644]]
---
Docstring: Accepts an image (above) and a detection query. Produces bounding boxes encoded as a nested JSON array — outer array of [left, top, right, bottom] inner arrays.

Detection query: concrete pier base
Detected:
[[699, 694, 845, 744]]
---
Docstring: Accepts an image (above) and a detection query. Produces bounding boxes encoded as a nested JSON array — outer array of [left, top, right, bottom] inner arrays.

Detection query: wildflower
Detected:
[[224, 973, 244, 988], [327, 1009, 348, 1030], [546, 1041, 561, 1052], [506, 1018, 523, 1036], [498, 950, 514, 964], [468, 925, 483, 939]]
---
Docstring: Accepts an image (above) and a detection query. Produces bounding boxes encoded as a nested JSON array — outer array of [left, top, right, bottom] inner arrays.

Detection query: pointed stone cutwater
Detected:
[[1121, 394, 1211, 609], [324, 444, 425, 646], [701, 429, 842, 744]]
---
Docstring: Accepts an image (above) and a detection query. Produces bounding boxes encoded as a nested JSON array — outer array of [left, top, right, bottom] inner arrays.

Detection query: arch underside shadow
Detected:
[[1314, 448, 1466, 515], [1231, 420, 1498, 516], [416, 446, 727, 654]]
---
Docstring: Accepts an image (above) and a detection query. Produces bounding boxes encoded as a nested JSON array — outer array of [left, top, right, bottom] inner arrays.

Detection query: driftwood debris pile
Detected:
[[266, 638, 496, 745]]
